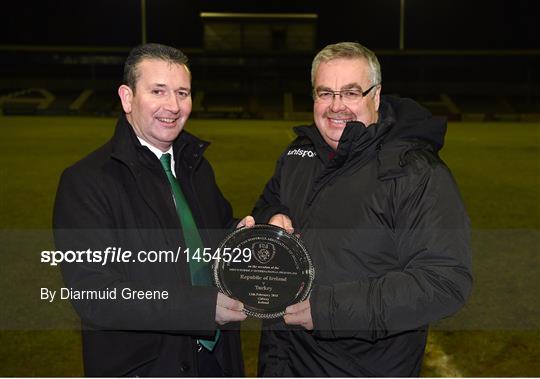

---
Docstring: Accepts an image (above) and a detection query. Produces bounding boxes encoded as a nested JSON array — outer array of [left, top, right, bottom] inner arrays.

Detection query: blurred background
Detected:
[[0, 0, 538, 377], [1, 0, 538, 119]]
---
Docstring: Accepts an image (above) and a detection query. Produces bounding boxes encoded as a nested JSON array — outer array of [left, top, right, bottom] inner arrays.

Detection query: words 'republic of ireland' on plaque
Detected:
[[213, 224, 315, 319]]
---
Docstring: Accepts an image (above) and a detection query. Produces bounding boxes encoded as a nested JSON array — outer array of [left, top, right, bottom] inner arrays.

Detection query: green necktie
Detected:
[[160, 153, 220, 351]]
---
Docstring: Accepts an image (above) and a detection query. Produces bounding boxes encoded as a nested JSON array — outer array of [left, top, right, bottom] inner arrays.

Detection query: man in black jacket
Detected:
[[253, 42, 472, 376], [53, 43, 252, 376]]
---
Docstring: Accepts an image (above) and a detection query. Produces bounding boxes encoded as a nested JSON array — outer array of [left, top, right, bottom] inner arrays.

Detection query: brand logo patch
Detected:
[[287, 148, 317, 158]]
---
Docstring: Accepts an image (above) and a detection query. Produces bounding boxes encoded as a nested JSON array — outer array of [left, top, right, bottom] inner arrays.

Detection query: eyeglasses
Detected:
[[314, 84, 378, 104]]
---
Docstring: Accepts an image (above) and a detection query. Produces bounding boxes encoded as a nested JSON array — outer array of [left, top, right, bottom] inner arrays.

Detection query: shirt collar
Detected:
[[136, 137, 176, 175]]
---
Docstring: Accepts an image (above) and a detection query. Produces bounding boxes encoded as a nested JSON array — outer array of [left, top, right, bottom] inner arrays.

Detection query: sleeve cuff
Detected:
[[310, 284, 334, 338], [253, 205, 291, 224]]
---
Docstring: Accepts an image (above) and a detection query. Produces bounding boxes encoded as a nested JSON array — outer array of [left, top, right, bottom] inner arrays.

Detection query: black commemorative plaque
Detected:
[[213, 224, 315, 319]]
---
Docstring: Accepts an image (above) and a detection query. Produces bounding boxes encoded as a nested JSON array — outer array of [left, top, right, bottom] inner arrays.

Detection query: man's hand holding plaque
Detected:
[[284, 299, 313, 330], [214, 215, 315, 319]]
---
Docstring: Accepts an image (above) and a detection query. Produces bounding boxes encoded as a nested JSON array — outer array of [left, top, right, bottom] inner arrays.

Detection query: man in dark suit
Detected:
[[53, 43, 252, 376]]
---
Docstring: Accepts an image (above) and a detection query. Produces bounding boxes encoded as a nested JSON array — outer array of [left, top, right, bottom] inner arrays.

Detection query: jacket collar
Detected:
[[376, 96, 447, 179], [110, 112, 210, 172], [293, 97, 395, 167], [292, 95, 447, 179]]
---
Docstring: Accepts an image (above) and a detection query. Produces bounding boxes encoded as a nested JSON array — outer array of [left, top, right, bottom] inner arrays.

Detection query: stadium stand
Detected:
[[1, 47, 539, 120]]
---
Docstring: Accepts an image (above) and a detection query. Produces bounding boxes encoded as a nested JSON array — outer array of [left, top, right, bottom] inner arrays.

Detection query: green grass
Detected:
[[0, 116, 538, 376]]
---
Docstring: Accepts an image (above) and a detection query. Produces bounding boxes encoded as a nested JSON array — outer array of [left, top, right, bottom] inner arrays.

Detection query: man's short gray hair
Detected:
[[123, 43, 190, 91], [311, 42, 381, 90]]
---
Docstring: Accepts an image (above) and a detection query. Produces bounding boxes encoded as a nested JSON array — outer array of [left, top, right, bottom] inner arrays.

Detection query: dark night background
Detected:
[[3, 0, 537, 49], [0, 0, 538, 118]]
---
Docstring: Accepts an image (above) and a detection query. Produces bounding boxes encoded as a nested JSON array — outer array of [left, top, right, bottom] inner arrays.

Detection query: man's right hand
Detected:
[[215, 292, 247, 325], [268, 213, 294, 234]]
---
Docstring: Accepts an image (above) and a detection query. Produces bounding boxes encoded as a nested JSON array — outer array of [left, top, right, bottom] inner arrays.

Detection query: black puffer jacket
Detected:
[[253, 96, 472, 377]]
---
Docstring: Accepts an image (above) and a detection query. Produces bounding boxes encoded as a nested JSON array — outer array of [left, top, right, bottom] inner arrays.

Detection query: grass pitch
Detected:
[[0, 116, 538, 376]]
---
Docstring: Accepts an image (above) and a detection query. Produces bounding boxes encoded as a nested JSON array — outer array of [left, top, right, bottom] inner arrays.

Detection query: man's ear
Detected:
[[118, 84, 133, 114], [374, 84, 382, 112]]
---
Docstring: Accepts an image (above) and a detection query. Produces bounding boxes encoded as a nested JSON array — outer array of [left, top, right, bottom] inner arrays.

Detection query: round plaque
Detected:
[[213, 224, 315, 319]]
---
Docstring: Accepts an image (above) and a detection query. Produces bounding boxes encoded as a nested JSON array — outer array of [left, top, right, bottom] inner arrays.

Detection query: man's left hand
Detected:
[[284, 299, 313, 330], [236, 215, 255, 229]]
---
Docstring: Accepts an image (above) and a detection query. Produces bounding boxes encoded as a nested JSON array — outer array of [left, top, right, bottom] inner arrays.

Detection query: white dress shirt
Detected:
[[137, 137, 177, 177]]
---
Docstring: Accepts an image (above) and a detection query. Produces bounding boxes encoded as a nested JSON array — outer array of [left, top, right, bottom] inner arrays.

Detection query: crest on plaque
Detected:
[[252, 242, 276, 264]]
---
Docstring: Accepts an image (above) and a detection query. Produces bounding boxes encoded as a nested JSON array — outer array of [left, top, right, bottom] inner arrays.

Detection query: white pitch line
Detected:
[[69, 89, 94, 111]]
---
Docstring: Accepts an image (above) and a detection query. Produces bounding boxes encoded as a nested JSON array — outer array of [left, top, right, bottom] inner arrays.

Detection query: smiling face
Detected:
[[313, 58, 381, 150], [118, 58, 192, 152]]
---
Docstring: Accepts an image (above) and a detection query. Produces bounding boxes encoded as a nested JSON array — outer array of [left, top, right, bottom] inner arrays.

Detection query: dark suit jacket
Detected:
[[53, 114, 243, 376]]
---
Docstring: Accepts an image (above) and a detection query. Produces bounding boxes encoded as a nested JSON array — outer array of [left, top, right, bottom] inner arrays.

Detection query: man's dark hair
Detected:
[[123, 43, 190, 90]]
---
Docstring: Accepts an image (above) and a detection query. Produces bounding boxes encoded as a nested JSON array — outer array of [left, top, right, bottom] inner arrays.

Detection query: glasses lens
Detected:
[[316, 91, 332, 101], [342, 90, 362, 102], [315, 86, 375, 103]]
